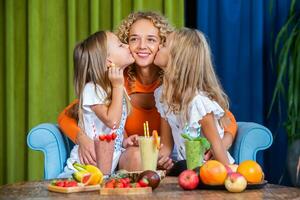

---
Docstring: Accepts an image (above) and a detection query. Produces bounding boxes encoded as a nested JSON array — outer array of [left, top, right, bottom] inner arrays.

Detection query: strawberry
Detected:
[[65, 180, 78, 187], [111, 133, 117, 140], [115, 182, 124, 188], [99, 135, 106, 141], [119, 178, 129, 187], [105, 182, 114, 188], [124, 177, 131, 184], [106, 134, 112, 142], [55, 181, 64, 187], [135, 182, 141, 188], [105, 179, 115, 188], [138, 178, 149, 187]]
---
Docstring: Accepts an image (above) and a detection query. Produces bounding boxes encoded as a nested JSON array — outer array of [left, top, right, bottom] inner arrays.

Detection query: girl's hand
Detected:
[[76, 130, 97, 165], [204, 149, 214, 161], [122, 134, 139, 148], [220, 115, 231, 129], [108, 66, 124, 88], [157, 154, 174, 170]]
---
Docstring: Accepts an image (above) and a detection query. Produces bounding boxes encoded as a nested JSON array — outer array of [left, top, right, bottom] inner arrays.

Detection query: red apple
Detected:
[[178, 170, 199, 190], [224, 172, 247, 193]]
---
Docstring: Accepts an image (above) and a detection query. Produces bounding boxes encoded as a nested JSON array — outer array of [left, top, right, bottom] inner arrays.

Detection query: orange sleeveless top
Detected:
[[124, 74, 161, 136]]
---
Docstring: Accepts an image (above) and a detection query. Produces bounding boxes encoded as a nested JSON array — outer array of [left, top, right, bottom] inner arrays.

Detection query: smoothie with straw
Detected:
[[139, 136, 160, 170], [182, 125, 210, 170], [94, 136, 115, 175]]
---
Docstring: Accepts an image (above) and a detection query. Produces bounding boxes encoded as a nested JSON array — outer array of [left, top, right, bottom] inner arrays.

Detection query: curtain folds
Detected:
[[0, 0, 184, 185]]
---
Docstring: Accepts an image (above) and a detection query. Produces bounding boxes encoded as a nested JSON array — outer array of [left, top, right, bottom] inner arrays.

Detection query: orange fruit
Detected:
[[199, 160, 227, 185], [237, 160, 263, 183], [152, 130, 160, 149]]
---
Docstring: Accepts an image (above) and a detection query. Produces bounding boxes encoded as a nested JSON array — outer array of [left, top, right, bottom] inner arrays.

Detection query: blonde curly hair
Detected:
[[116, 11, 174, 85]]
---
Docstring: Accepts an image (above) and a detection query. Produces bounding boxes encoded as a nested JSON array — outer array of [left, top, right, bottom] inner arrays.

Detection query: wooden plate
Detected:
[[48, 184, 100, 193], [197, 180, 268, 190]]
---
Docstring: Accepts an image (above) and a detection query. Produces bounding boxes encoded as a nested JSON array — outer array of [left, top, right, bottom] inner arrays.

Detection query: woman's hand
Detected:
[[76, 130, 97, 165], [122, 134, 139, 148], [108, 66, 124, 88]]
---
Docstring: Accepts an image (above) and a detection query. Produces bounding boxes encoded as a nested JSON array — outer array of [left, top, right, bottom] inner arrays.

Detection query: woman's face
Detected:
[[106, 32, 135, 69], [128, 19, 161, 68], [154, 33, 173, 69]]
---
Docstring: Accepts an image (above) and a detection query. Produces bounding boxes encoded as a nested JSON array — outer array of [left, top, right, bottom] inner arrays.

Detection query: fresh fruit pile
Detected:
[[104, 170, 161, 190], [72, 163, 104, 185], [104, 177, 149, 188], [49, 163, 103, 188], [51, 179, 78, 187], [178, 160, 264, 193], [99, 133, 117, 142]]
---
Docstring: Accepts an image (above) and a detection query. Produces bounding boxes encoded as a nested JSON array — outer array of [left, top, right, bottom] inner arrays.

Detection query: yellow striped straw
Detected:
[[143, 123, 146, 137], [146, 121, 149, 138]]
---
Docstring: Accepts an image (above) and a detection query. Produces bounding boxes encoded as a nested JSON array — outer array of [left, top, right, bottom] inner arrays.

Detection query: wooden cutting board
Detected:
[[48, 184, 100, 193], [99, 187, 152, 195]]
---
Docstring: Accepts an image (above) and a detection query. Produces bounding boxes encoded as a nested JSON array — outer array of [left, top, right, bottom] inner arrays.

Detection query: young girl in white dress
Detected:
[[59, 31, 134, 177], [154, 28, 234, 169]]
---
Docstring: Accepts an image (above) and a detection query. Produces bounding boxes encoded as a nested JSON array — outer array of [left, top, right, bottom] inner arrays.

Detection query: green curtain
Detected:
[[0, 0, 184, 185]]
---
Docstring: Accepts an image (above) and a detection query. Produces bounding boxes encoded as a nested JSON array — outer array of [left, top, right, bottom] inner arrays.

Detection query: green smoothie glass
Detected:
[[181, 126, 210, 170], [185, 140, 205, 169]]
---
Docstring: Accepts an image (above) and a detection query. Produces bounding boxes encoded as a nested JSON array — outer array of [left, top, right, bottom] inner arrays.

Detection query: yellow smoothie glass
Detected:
[[139, 136, 160, 171]]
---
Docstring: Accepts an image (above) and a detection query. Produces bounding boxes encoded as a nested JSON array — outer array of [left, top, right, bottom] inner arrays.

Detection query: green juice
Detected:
[[185, 140, 205, 170]]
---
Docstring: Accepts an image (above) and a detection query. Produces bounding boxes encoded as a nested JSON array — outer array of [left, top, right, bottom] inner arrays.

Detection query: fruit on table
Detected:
[[224, 172, 247, 193], [178, 170, 199, 190], [51, 179, 78, 187], [137, 170, 161, 190], [237, 160, 263, 183], [138, 178, 149, 187], [72, 171, 92, 185], [104, 177, 146, 188], [73, 163, 103, 185], [199, 160, 227, 185]]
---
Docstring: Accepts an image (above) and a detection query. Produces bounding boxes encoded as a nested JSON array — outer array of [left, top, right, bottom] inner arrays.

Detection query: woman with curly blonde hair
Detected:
[[57, 11, 175, 171]]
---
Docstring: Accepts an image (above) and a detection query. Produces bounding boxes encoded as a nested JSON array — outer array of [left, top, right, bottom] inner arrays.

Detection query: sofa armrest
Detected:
[[27, 123, 67, 179], [230, 122, 273, 164]]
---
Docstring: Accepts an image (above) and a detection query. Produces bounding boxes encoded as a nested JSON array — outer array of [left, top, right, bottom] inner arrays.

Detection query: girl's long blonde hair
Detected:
[[161, 28, 229, 123], [116, 11, 174, 85], [72, 31, 111, 128]]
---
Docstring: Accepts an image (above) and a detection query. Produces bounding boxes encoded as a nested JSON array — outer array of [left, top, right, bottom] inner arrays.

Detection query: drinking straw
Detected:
[[146, 121, 150, 137], [184, 123, 190, 137], [143, 122, 147, 137], [111, 122, 116, 134], [197, 127, 201, 137]]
